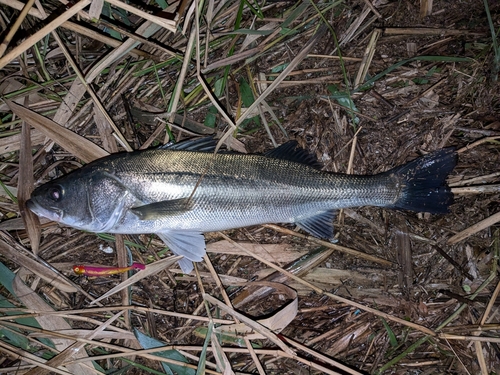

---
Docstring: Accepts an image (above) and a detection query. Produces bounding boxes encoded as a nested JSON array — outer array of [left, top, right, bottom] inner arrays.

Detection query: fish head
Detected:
[[27, 167, 132, 233]]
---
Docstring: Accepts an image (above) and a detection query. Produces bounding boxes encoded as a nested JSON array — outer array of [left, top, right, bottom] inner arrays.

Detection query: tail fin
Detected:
[[387, 148, 457, 214]]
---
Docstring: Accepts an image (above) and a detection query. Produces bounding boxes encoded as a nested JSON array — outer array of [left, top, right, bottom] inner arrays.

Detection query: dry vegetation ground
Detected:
[[0, 0, 499, 373]]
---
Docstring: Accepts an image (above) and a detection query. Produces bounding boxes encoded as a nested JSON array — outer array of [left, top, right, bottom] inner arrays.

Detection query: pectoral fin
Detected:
[[156, 231, 206, 274], [131, 198, 193, 220], [296, 210, 336, 241]]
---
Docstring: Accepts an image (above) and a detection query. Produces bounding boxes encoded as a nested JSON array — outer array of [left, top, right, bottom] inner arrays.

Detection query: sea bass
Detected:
[[27, 138, 457, 273]]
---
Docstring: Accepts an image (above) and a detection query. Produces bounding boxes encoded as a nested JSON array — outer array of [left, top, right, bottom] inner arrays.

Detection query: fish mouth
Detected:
[[26, 199, 63, 222]]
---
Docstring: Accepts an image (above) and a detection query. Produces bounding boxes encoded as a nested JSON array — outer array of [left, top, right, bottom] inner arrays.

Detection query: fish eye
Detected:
[[48, 185, 64, 202]]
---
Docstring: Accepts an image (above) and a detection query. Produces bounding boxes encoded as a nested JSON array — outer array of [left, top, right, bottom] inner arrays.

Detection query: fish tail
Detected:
[[387, 148, 457, 214], [131, 262, 146, 270]]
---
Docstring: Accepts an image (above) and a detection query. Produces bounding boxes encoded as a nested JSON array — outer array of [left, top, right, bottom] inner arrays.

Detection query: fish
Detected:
[[73, 262, 146, 276], [27, 138, 457, 274]]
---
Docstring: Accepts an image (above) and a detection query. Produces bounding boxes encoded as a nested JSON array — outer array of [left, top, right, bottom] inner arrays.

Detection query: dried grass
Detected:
[[0, 0, 499, 373]]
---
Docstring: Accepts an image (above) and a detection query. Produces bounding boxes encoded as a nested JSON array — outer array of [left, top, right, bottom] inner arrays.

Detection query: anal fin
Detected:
[[296, 210, 336, 241], [156, 231, 206, 274]]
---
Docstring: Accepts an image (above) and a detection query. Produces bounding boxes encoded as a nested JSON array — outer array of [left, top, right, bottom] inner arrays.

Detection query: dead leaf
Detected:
[[13, 272, 93, 375], [0, 237, 77, 293], [206, 240, 307, 264], [7, 101, 109, 163], [18, 117, 41, 254], [216, 282, 298, 339]]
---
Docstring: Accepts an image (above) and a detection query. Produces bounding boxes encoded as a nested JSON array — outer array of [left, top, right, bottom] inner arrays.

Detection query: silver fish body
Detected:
[[27, 139, 457, 273]]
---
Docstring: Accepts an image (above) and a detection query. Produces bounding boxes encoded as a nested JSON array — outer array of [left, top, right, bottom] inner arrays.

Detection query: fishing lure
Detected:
[[73, 262, 145, 276]]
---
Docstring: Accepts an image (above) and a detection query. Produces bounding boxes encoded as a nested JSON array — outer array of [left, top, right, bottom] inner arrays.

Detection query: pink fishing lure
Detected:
[[73, 262, 146, 276]]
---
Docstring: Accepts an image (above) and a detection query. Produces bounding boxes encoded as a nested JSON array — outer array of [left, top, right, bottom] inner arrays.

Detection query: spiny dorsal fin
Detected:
[[161, 137, 216, 152], [265, 141, 323, 169]]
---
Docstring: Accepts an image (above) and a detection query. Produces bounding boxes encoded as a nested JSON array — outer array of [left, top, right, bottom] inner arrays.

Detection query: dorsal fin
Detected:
[[265, 141, 323, 169], [161, 137, 216, 152]]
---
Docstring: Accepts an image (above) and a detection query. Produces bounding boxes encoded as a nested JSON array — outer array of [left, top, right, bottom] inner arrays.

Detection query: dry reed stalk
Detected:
[[0, 237, 76, 292], [452, 185, 500, 195], [339, 6, 371, 47], [363, 0, 382, 18], [0, 306, 234, 324], [62, 21, 149, 58], [166, 27, 198, 143], [450, 172, 500, 187], [88, 0, 104, 20], [12, 273, 96, 375], [98, 19, 179, 58], [0, 340, 72, 375], [234, 26, 326, 130], [0, 5, 148, 59], [384, 27, 484, 36], [0, 0, 91, 69], [355, 28, 381, 88], [448, 211, 500, 244], [204, 293, 294, 355], [202, 254, 266, 374], [308, 53, 363, 62], [50, 31, 132, 151], [458, 136, 500, 153], [440, 334, 500, 344], [420, 0, 433, 18], [7, 101, 109, 162], [18, 103, 41, 254], [0, 0, 36, 56], [218, 232, 435, 336], [404, 77, 446, 106], [30, 312, 125, 375], [263, 224, 392, 266], [0, 0, 43, 18], [193, 5, 237, 151], [104, 0, 176, 31]]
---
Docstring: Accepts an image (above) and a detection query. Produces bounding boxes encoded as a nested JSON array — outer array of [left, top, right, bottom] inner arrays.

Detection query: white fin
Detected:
[[296, 210, 336, 241], [156, 231, 206, 274]]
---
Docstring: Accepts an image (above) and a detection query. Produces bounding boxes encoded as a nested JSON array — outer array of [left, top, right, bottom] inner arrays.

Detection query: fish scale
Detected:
[[27, 138, 457, 273], [110, 152, 391, 231]]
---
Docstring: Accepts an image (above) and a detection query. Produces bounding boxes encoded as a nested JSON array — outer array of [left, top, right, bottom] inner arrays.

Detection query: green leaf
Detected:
[[154, 0, 168, 9], [134, 329, 195, 375], [0, 262, 54, 349], [271, 62, 289, 74], [243, 0, 263, 18], [281, 2, 309, 29], [101, 2, 123, 40], [327, 85, 359, 125], [214, 77, 225, 97], [204, 106, 218, 128], [356, 55, 472, 92], [230, 29, 273, 36], [0, 301, 30, 350], [412, 77, 429, 85], [381, 318, 398, 348], [196, 321, 213, 375], [239, 78, 254, 108], [0, 180, 17, 204], [239, 78, 260, 127]]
